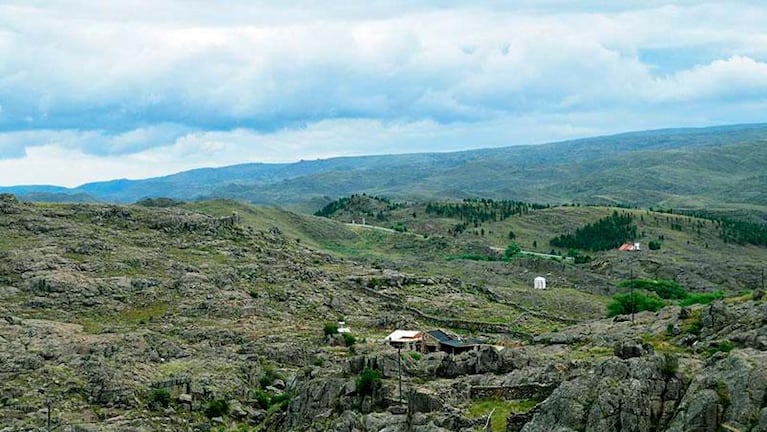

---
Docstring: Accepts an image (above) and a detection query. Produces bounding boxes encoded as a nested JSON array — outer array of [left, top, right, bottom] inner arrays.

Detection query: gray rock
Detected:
[[228, 399, 248, 419], [521, 355, 688, 432], [614, 339, 654, 359]]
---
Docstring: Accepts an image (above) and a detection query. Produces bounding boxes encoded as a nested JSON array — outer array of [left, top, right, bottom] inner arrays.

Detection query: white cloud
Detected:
[[0, 1, 766, 185], [650, 56, 767, 102]]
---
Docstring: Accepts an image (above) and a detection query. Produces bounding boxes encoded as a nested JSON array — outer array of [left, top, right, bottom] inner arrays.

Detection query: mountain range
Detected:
[[3, 123, 766, 213]]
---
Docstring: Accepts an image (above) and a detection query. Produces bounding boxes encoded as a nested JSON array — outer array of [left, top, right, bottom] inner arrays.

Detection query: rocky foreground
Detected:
[[1, 195, 766, 431]]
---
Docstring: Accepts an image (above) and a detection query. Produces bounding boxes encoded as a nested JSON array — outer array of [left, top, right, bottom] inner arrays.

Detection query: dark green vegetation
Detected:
[[607, 292, 666, 317], [4, 124, 767, 216], [425, 199, 547, 225], [550, 211, 637, 251], [608, 279, 731, 317], [355, 368, 382, 396]]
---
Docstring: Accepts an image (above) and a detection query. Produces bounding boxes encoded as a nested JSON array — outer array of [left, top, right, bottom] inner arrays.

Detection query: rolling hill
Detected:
[[2, 123, 767, 213]]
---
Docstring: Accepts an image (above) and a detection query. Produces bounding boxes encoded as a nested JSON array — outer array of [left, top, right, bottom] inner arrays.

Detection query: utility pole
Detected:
[[630, 269, 635, 324], [44, 396, 52, 432], [398, 347, 404, 403]]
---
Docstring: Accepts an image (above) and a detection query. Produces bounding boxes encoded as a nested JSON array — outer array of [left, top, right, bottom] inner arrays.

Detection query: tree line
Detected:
[[425, 199, 548, 226], [314, 194, 400, 218], [550, 211, 637, 251], [654, 208, 767, 247]]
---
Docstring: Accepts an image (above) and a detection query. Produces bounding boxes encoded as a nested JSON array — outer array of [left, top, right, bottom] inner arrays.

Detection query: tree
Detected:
[[607, 292, 665, 317], [323, 323, 338, 336], [356, 368, 382, 396], [503, 242, 521, 260]]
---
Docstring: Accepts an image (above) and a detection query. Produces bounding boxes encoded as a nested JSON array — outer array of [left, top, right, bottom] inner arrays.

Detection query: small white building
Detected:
[[534, 276, 547, 290], [338, 321, 351, 333], [384, 330, 423, 350]]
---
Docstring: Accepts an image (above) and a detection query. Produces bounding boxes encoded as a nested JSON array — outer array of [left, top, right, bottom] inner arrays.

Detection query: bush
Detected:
[[342, 333, 356, 347], [150, 388, 171, 408], [707, 340, 734, 357], [254, 389, 271, 409], [679, 291, 724, 307], [503, 242, 521, 260], [648, 240, 662, 250], [355, 368, 382, 396], [619, 279, 686, 300], [323, 323, 339, 336], [272, 393, 291, 406], [259, 366, 280, 389], [409, 351, 422, 361], [607, 292, 666, 317], [204, 399, 230, 418]]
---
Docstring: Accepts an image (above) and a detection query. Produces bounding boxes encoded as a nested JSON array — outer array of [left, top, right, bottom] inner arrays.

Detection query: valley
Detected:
[[2, 190, 767, 431]]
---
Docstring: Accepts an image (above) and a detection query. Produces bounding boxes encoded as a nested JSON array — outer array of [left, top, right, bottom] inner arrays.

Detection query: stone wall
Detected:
[[469, 383, 556, 401]]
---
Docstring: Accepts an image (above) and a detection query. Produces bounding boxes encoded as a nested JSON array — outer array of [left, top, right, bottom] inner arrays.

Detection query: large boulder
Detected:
[[521, 355, 688, 432]]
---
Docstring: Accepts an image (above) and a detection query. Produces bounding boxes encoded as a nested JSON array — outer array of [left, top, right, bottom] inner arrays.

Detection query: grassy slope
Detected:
[[313, 197, 767, 296]]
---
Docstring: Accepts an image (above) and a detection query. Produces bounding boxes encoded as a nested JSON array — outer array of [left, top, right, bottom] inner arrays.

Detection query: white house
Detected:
[[534, 276, 547, 290], [384, 330, 423, 350]]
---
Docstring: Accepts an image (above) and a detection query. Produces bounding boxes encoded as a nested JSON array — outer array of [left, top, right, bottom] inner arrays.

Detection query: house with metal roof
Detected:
[[423, 329, 481, 355]]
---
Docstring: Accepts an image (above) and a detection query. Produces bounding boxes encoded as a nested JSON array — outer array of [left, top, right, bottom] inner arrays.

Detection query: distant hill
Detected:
[[2, 123, 766, 213]]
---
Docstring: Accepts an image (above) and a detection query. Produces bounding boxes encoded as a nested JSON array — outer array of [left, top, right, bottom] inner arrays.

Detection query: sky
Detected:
[[1, 1, 766, 187]]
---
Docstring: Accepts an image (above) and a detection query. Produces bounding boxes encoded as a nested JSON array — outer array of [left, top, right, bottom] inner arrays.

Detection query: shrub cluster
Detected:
[[356, 368, 382, 396]]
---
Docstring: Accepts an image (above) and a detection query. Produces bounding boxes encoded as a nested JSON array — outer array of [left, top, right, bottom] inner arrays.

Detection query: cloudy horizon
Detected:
[[1, 1, 766, 187]]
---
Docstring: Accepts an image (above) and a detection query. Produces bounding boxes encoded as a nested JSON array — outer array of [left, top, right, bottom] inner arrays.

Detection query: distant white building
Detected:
[[338, 321, 351, 333], [534, 276, 547, 290]]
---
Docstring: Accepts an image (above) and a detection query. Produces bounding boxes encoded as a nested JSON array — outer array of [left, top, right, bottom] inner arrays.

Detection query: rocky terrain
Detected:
[[2, 193, 767, 431]]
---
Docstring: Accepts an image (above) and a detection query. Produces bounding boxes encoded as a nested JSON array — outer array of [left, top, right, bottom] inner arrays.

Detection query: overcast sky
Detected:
[[1, 1, 766, 186]]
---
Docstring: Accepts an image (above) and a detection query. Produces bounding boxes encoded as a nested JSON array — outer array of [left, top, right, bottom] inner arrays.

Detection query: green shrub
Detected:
[[706, 340, 734, 357], [272, 393, 291, 405], [665, 323, 676, 336], [607, 292, 666, 317], [679, 291, 723, 307], [683, 313, 703, 335], [648, 240, 662, 250], [659, 353, 679, 377], [619, 279, 686, 300], [342, 333, 356, 347], [150, 388, 171, 408], [204, 399, 230, 418], [259, 366, 280, 389], [323, 323, 339, 336], [254, 389, 271, 409], [409, 351, 422, 361], [503, 242, 521, 260], [391, 223, 407, 232], [355, 368, 382, 396]]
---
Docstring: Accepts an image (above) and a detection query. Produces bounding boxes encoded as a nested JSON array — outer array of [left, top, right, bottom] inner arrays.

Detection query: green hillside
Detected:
[[3, 124, 767, 215]]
